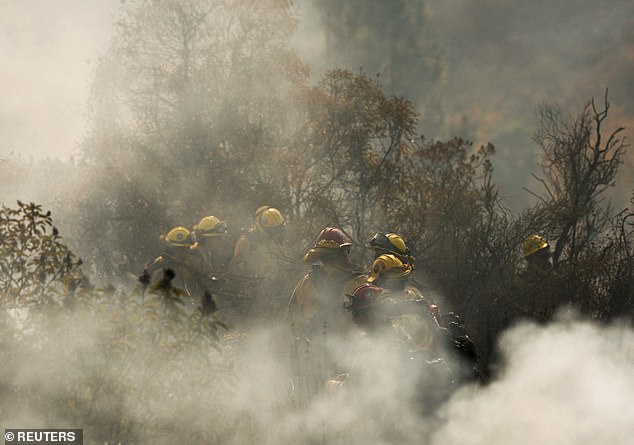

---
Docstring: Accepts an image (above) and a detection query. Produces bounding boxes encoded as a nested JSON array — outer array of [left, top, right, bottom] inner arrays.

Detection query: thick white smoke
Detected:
[[432, 315, 634, 445], [2, 300, 633, 444], [0, 0, 119, 160], [205, 313, 634, 444]]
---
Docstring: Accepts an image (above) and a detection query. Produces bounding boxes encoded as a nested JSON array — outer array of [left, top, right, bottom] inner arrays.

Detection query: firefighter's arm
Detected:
[[139, 256, 166, 284], [182, 247, 209, 276], [227, 235, 250, 276], [341, 274, 370, 306], [143, 255, 164, 272], [286, 274, 313, 336]]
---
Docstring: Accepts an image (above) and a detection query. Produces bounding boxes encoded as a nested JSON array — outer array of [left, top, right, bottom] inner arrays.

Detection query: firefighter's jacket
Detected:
[[227, 230, 293, 315], [196, 238, 233, 279], [513, 262, 559, 322], [143, 245, 210, 298], [286, 263, 368, 339], [374, 284, 439, 354]]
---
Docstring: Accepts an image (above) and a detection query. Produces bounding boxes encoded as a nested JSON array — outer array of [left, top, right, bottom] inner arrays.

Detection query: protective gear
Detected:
[[368, 232, 415, 264], [163, 226, 194, 248], [144, 228, 210, 313], [346, 283, 385, 315], [303, 227, 353, 263], [193, 216, 228, 238], [255, 206, 285, 233], [523, 234, 549, 258], [516, 235, 555, 323], [194, 216, 232, 278], [286, 263, 367, 409], [368, 254, 413, 283]]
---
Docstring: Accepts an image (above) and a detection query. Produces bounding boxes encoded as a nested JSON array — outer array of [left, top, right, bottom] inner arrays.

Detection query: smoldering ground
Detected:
[[2, 296, 633, 445]]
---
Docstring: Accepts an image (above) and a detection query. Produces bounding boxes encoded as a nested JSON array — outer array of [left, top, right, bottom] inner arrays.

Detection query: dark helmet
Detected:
[[368, 232, 414, 264]]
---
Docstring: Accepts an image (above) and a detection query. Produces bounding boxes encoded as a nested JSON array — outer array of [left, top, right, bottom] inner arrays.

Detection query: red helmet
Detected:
[[303, 227, 352, 263], [346, 284, 384, 314]]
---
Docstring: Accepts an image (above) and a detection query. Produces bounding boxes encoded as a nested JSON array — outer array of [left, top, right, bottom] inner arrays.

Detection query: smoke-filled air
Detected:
[[1, 1, 633, 444]]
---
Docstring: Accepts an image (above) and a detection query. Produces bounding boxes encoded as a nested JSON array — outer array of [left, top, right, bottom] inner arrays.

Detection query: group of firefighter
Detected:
[[141, 206, 555, 401]]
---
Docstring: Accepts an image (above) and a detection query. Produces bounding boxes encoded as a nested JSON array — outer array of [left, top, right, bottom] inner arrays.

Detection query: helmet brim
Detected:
[[524, 242, 549, 258], [303, 244, 350, 263], [369, 265, 412, 283], [199, 232, 228, 238]]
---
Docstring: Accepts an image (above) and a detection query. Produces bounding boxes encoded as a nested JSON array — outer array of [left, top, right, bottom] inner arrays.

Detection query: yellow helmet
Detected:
[[523, 234, 549, 258], [255, 206, 285, 233], [193, 215, 228, 238], [163, 226, 194, 248], [368, 254, 413, 283]]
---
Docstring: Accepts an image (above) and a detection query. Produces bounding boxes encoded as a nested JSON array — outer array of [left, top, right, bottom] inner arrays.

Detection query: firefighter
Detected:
[[140, 226, 211, 311], [522, 234, 553, 273], [226, 206, 290, 322], [367, 254, 480, 383], [192, 215, 231, 277], [483, 235, 557, 380], [285, 227, 367, 406], [286, 226, 368, 338], [366, 254, 438, 351], [345, 282, 393, 333], [367, 232, 420, 292], [516, 234, 556, 322], [367, 232, 415, 266], [228, 206, 286, 276], [345, 280, 456, 414]]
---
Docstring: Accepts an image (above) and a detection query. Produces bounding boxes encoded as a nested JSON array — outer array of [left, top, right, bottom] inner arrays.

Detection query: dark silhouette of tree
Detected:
[[599, 206, 634, 321], [308, 0, 445, 132], [0, 201, 85, 306], [531, 91, 627, 265], [287, 69, 417, 244]]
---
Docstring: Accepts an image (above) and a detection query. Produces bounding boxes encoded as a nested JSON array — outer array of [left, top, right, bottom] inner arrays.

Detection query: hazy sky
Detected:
[[0, 0, 119, 160], [1, 0, 632, 184], [292, 0, 634, 207]]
